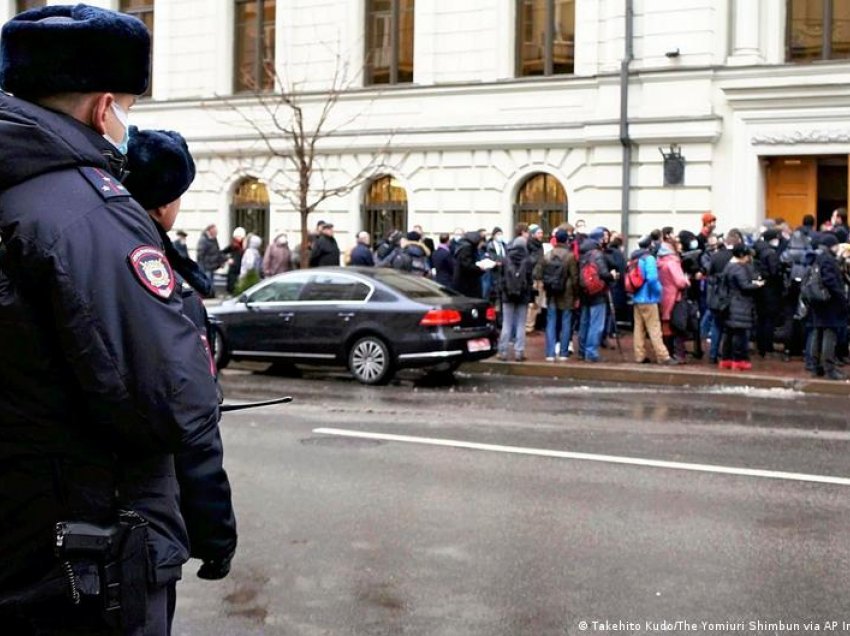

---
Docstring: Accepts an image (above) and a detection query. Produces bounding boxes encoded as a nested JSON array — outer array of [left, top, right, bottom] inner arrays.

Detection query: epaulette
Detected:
[[78, 167, 131, 200]]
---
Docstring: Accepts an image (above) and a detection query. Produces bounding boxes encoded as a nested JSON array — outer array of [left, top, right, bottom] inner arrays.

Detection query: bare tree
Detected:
[[213, 52, 397, 267]]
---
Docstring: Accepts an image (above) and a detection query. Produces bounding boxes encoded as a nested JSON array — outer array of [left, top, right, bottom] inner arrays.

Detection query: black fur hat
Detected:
[[0, 4, 150, 98], [124, 127, 196, 211]]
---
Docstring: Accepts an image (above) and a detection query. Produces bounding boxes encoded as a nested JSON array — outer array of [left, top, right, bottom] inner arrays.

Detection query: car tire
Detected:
[[348, 336, 393, 385], [213, 327, 230, 370]]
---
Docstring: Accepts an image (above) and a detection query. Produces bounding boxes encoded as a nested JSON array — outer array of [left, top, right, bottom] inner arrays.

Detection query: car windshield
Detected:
[[372, 271, 461, 299]]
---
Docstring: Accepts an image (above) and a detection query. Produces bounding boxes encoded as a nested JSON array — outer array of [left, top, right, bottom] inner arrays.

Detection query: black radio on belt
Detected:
[[54, 510, 149, 632]]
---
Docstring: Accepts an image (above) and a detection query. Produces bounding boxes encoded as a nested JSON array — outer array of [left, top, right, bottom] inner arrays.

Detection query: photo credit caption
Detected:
[[576, 619, 850, 633]]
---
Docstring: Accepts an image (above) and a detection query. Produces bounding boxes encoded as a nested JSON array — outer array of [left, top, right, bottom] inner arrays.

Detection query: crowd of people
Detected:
[[191, 209, 850, 382]]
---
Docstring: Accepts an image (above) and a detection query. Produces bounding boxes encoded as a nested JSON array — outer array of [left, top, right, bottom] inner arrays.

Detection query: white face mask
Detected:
[[103, 102, 130, 155]]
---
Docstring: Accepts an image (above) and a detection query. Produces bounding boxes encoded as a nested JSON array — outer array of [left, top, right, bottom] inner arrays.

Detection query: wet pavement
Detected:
[[173, 370, 850, 635]]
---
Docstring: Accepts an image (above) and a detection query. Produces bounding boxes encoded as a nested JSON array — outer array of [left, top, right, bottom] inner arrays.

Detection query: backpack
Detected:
[[579, 253, 607, 296], [390, 250, 414, 272], [706, 273, 731, 316], [800, 262, 830, 304], [502, 255, 529, 302], [624, 256, 645, 294], [542, 252, 566, 295], [781, 230, 812, 284]]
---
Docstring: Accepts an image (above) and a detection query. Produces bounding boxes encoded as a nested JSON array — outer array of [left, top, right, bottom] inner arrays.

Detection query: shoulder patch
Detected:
[[129, 246, 175, 300], [78, 167, 131, 200]]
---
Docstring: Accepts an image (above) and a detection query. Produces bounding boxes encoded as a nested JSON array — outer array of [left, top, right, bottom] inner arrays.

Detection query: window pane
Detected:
[[553, 0, 574, 74], [832, 0, 850, 59], [788, 0, 825, 61], [249, 279, 305, 302], [366, 0, 393, 84], [373, 270, 460, 299], [261, 0, 277, 90], [120, 1, 153, 96], [15, 0, 45, 13], [301, 275, 369, 302], [235, 1, 259, 91], [518, 0, 546, 76], [398, 0, 415, 83]]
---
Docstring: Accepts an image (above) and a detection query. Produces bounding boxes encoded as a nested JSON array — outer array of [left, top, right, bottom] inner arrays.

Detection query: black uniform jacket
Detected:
[[0, 93, 235, 589]]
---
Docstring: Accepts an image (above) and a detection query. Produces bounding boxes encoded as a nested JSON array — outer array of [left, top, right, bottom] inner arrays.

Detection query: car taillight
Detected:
[[420, 309, 462, 326], [486, 306, 497, 321]]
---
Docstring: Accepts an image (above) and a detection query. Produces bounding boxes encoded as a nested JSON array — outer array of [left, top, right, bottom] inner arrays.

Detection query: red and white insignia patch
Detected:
[[129, 246, 175, 300]]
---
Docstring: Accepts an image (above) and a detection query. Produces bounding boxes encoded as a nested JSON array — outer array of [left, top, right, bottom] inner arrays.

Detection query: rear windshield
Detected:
[[372, 271, 461, 299]]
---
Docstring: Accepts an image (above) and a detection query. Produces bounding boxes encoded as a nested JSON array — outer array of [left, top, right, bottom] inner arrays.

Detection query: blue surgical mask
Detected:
[[103, 102, 130, 155]]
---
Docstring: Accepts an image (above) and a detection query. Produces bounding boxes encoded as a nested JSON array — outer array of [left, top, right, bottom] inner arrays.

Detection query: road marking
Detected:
[[312, 428, 850, 487]]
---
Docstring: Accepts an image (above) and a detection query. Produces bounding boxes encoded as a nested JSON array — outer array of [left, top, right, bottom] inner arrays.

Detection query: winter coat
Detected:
[[197, 231, 226, 272], [811, 249, 849, 329], [578, 238, 615, 307], [657, 247, 690, 321], [309, 234, 341, 267], [606, 247, 628, 310], [452, 231, 485, 298], [543, 244, 578, 310], [500, 244, 535, 305], [723, 260, 760, 329], [753, 240, 783, 316], [0, 92, 233, 588], [527, 237, 545, 281], [239, 235, 263, 280], [432, 245, 455, 287], [262, 235, 293, 276], [349, 243, 375, 267], [631, 253, 663, 305]]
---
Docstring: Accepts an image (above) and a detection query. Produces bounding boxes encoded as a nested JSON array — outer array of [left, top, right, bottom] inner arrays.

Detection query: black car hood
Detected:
[[0, 92, 118, 194]]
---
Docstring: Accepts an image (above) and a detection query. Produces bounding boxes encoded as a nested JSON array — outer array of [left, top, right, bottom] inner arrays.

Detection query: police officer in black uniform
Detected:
[[0, 5, 236, 634]]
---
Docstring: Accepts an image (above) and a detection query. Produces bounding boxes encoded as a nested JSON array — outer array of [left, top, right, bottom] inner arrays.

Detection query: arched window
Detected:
[[517, 0, 575, 76], [234, 0, 277, 92], [787, 0, 850, 61], [120, 0, 154, 97], [231, 178, 270, 242], [514, 173, 568, 234], [362, 176, 408, 245], [365, 0, 415, 85]]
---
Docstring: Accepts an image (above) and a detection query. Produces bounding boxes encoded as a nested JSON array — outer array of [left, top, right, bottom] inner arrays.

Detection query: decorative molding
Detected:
[[751, 130, 850, 145]]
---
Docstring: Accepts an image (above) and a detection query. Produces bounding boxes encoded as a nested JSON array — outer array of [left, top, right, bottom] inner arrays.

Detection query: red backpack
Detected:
[[579, 256, 607, 296], [624, 256, 645, 294]]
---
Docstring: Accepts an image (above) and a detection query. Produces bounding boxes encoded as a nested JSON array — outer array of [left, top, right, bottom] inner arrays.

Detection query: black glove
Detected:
[[197, 554, 232, 580]]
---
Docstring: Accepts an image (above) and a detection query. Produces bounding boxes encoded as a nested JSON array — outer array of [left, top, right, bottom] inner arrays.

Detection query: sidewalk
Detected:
[[468, 330, 850, 396]]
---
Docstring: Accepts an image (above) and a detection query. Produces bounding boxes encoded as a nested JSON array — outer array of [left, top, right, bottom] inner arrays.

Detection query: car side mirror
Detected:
[[239, 294, 250, 305]]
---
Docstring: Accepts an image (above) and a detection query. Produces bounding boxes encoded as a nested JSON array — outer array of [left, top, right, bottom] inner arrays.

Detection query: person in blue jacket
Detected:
[[631, 236, 678, 365], [0, 5, 233, 633]]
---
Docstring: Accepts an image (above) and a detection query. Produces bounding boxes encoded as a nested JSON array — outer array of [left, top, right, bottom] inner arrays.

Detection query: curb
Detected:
[[465, 360, 850, 396]]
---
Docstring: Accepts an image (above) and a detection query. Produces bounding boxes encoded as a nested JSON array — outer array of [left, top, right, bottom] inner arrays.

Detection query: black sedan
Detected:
[[208, 267, 497, 384]]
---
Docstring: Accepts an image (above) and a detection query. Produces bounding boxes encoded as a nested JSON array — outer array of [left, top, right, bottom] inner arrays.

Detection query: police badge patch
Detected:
[[129, 246, 175, 299]]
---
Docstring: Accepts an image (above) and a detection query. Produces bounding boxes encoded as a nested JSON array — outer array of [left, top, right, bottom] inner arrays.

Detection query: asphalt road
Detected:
[[172, 367, 850, 636]]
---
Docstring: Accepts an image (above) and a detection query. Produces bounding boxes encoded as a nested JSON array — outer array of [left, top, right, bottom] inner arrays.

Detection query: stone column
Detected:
[[728, 0, 763, 65]]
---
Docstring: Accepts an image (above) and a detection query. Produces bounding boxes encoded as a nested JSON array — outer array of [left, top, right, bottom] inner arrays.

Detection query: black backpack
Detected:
[[706, 273, 731, 316], [502, 255, 529, 302], [542, 252, 566, 295], [800, 262, 830, 304]]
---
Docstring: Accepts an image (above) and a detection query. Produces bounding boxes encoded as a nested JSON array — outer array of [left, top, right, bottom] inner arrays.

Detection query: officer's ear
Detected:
[[90, 93, 116, 136]]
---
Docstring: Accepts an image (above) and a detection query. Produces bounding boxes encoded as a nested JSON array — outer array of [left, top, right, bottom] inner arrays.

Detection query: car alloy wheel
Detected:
[[349, 336, 392, 385]]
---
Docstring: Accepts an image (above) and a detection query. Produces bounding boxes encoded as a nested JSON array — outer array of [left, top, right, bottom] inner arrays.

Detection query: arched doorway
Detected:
[[362, 175, 408, 244], [513, 172, 568, 233], [231, 177, 270, 242]]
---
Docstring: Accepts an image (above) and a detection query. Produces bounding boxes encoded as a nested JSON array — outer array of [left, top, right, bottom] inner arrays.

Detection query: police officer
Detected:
[[123, 126, 238, 623], [0, 5, 235, 634]]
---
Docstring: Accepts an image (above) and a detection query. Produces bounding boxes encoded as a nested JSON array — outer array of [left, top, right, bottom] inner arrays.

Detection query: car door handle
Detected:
[[278, 312, 294, 319], [337, 312, 355, 321]]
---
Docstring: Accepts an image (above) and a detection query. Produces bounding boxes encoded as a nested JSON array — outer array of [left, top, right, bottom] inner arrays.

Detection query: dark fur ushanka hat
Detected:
[[124, 127, 196, 211], [0, 4, 150, 98]]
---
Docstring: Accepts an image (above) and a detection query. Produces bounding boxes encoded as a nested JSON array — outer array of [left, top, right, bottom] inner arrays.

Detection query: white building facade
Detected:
[[4, 0, 850, 251]]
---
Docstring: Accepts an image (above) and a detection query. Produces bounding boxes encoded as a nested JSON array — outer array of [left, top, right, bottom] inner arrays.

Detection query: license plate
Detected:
[[467, 338, 491, 353]]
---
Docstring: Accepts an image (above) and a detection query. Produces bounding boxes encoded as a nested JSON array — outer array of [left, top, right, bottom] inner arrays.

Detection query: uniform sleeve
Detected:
[[44, 202, 221, 455]]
